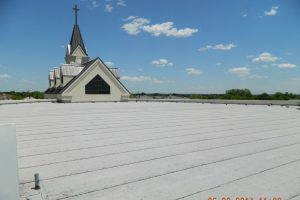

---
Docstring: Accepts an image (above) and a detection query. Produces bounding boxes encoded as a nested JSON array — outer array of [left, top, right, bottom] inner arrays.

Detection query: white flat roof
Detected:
[[0, 102, 300, 200]]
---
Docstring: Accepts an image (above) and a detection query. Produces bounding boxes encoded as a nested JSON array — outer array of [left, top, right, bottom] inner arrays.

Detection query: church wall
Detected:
[[72, 46, 86, 57], [61, 76, 74, 87], [44, 93, 57, 99], [55, 78, 61, 88], [71, 47, 88, 64], [49, 80, 54, 88], [65, 55, 76, 64], [65, 47, 89, 64], [82, 57, 90, 64], [60, 62, 129, 102]]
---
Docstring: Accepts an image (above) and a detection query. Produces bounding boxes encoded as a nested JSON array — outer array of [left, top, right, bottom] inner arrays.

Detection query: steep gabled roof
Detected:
[[59, 58, 98, 94], [59, 57, 130, 94], [97, 57, 130, 94], [69, 24, 87, 56]]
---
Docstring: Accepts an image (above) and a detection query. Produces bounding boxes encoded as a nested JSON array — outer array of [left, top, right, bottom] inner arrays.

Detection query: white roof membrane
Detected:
[[0, 102, 299, 200]]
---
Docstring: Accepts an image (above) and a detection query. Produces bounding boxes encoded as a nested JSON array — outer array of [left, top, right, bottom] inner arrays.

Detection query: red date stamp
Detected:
[[208, 197, 282, 200]]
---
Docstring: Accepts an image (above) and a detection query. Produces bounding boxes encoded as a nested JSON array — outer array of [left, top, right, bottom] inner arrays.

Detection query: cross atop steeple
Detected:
[[65, 4, 88, 62], [73, 4, 80, 25]]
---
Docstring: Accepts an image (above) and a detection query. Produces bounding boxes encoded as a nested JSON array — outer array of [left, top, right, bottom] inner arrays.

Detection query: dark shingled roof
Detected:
[[69, 24, 87, 55], [44, 87, 57, 94]]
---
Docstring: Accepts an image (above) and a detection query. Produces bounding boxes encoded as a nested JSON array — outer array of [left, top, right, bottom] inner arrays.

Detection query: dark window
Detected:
[[85, 75, 110, 94]]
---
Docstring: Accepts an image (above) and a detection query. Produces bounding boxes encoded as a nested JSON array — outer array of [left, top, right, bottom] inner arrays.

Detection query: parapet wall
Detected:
[[1, 98, 299, 106], [129, 98, 300, 106]]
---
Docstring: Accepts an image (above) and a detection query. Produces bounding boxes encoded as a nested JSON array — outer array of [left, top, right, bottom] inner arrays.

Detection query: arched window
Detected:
[[85, 75, 110, 94]]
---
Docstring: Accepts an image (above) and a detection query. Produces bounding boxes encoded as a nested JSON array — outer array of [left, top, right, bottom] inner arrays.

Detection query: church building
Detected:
[[44, 5, 130, 102]]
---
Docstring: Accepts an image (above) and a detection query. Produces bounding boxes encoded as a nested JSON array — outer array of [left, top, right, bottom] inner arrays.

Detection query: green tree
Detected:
[[190, 94, 209, 99], [256, 93, 272, 100], [31, 91, 44, 99], [222, 89, 253, 100]]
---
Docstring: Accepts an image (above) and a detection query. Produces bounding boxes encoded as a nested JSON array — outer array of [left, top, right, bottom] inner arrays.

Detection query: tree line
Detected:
[[132, 89, 300, 101], [190, 89, 300, 100], [1, 91, 44, 100]]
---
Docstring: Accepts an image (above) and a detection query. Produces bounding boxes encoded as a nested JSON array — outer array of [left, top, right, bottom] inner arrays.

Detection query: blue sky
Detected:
[[0, 0, 299, 94]]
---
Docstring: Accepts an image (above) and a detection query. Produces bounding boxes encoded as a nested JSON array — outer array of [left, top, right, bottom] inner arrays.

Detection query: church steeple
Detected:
[[65, 4, 89, 64], [69, 24, 87, 55]]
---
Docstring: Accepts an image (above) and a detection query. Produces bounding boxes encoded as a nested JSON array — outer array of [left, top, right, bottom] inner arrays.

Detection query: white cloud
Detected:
[[122, 17, 150, 35], [0, 74, 10, 80], [249, 74, 268, 79], [273, 63, 297, 69], [143, 22, 198, 38], [117, 0, 126, 6], [216, 62, 222, 66], [104, 4, 113, 12], [242, 11, 248, 17], [252, 52, 280, 63], [20, 79, 36, 84], [105, 61, 114, 67], [247, 55, 254, 58], [199, 43, 237, 51], [60, 45, 65, 49], [228, 67, 269, 80], [152, 78, 164, 84], [227, 67, 250, 77], [151, 59, 173, 67], [92, 1, 100, 8], [120, 76, 164, 84], [291, 77, 300, 81], [264, 6, 279, 16], [186, 68, 202, 75], [121, 76, 151, 82], [86, 0, 100, 9], [122, 17, 198, 38], [124, 16, 137, 21]]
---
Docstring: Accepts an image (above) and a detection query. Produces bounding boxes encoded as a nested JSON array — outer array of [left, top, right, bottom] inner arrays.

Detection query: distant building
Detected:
[[44, 5, 130, 102], [0, 93, 12, 100]]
